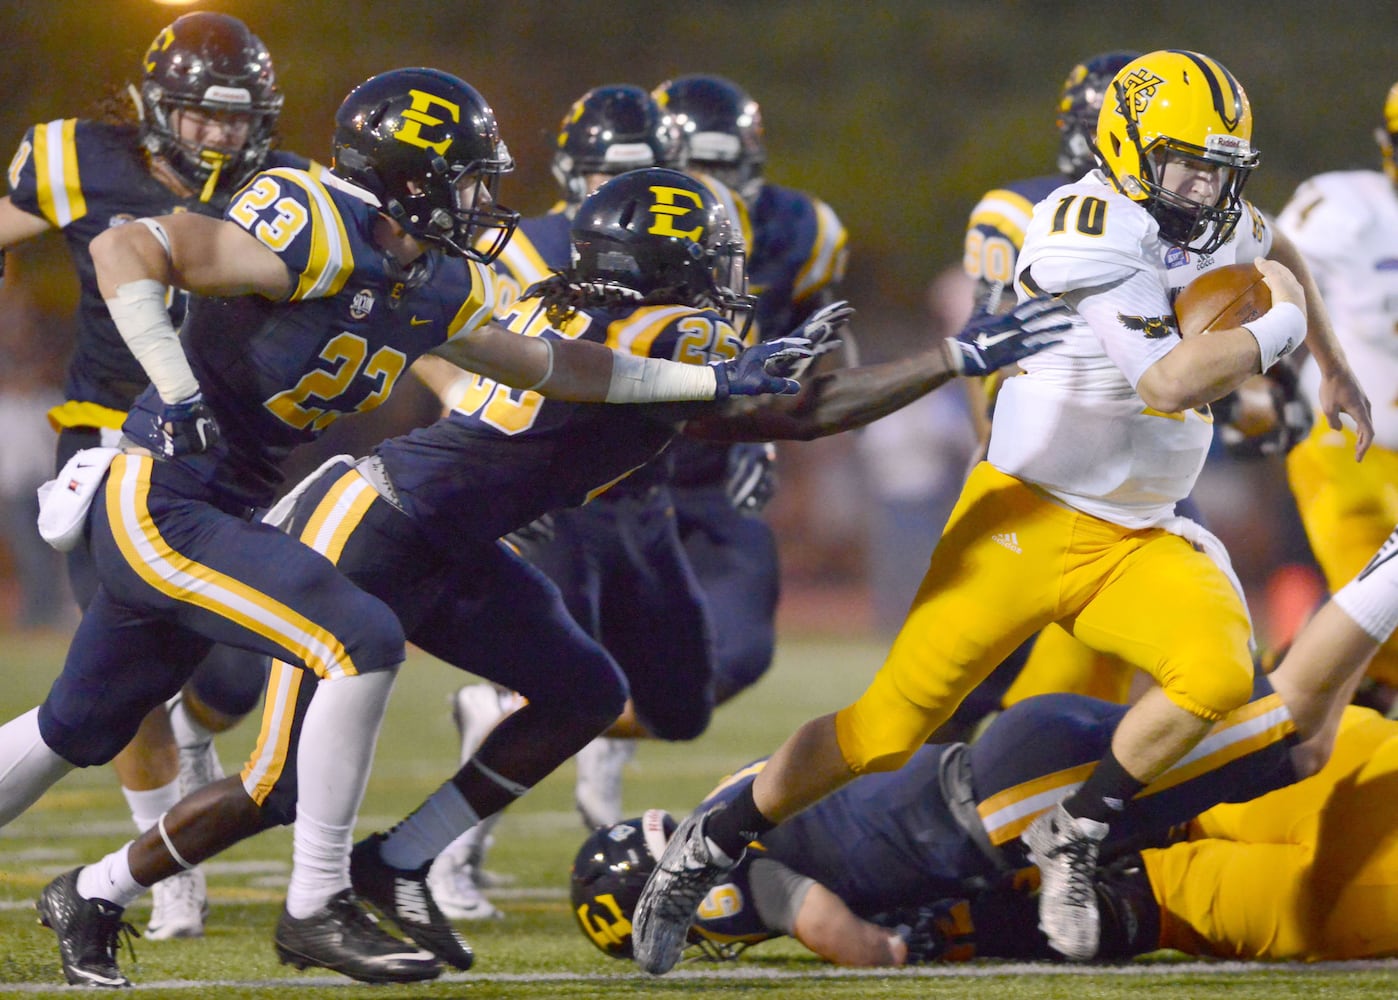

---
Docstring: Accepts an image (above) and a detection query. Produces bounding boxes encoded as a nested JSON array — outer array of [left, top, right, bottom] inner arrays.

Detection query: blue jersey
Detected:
[[375, 295, 745, 546], [746, 181, 847, 342], [961, 173, 1064, 312], [124, 166, 496, 510], [6, 118, 311, 417], [488, 207, 571, 314]]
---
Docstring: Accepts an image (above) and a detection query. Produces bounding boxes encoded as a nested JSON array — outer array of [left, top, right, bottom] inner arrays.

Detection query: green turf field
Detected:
[[0, 628, 1393, 998]]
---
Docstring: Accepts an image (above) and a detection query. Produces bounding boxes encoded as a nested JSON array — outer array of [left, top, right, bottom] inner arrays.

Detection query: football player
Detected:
[[629, 50, 1373, 975], [428, 84, 717, 920], [31, 165, 1068, 986], [0, 12, 312, 939], [6, 68, 811, 988], [571, 531, 1398, 966], [1278, 80, 1398, 710]]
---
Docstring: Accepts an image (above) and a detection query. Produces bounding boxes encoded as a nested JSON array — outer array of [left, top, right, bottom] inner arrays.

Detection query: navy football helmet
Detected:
[[570, 167, 754, 326], [552, 85, 685, 206], [1055, 50, 1141, 177], [571, 811, 677, 959], [332, 68, 519, 263], [654, 75, 765, 201], [139, 12, 283, 199]]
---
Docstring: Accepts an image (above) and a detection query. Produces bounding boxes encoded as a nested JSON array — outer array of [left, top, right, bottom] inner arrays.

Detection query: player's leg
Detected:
[[631, 462, 1058, 974]]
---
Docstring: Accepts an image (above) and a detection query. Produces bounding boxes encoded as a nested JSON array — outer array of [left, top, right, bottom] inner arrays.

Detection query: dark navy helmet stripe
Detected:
[[1167, 49, 1243, 132]]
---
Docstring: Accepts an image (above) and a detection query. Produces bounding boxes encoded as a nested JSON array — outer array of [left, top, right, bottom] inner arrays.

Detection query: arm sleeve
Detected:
[[746, 856, 818, 936]]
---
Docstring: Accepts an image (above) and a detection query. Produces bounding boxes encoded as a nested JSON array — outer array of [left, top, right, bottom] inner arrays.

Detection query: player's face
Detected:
[[173, 107, 253, 154], [1157, 152, 1225, 206]]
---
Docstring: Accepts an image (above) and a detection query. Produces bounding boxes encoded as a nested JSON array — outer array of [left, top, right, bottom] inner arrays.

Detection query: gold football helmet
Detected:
[[1096, 50, 1259, 253], [1378, 81, 1398, 183]]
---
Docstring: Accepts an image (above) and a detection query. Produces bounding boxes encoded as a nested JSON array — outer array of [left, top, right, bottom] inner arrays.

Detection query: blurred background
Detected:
[[0, 0, 1388, 642]]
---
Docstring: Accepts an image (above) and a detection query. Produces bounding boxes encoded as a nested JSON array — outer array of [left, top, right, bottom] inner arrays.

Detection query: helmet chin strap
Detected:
[[198, 151, 227, 203]]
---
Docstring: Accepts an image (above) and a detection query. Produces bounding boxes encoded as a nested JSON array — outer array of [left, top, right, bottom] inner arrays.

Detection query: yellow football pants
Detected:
[[836, 463, 1254, 773]]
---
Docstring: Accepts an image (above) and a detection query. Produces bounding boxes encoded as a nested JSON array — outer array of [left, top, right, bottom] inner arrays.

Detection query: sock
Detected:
[[1335, 535, 1398, 642], [1061, 747, 1142, 826], [286, 669, 397, 917], [286, 811, 354, 919], [167, 693, 213, 750], [76, 843, 146, 908], [701, 783, 774, 860], [380, 781, 481, 871], [0, 707, 77, 828], [122, 779, 181, 833]]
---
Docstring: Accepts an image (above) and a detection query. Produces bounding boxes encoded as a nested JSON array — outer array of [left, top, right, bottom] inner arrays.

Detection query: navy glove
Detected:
[[711, 336, 813, 399], [724, 442, 778, 513], [503, 512, 556, 554], [875, 898, 977, 964], [782, 299, 853, 377], [125, 392, 221, 457], [948, 296, 1073, 376]]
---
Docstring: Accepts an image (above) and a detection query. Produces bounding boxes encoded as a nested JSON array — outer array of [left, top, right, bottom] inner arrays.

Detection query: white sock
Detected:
[[167, 693, 213, 750], [286, 811, 354, 919], [0, 708, 77, 828], [1336, 536, 1398, 641], [122, 779, 181, 833], [380, 782, 480, 871], [76, 842, 146, 908], [286, 669, 397, 917]]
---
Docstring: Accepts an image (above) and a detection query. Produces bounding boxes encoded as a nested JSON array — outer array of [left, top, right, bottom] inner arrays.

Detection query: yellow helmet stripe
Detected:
[[260, 167, 354, 301], [33, 119, 87, 227], [105, 453, 352, 680], [1169, 49, 1246, 132], [968, 188, 1039, 247]]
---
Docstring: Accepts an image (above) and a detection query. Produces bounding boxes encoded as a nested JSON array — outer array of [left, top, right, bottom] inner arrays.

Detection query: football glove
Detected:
[[948, 296, 1072, 377], [711, 336, 813, 399], [502, 512, 557, 554], [724, 442, 778, 513], [124, 391, 221, 457], [877, 898, 977, 964], [782, 299, 853, 377]]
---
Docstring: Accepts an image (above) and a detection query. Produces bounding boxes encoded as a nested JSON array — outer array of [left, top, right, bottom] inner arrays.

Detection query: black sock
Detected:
[[1060, 747, 1142, 826], [701, 784, 775, 859]]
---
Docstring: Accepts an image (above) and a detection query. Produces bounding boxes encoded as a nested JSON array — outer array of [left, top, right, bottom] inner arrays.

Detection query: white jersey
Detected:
[[989, 171, 1272, 527], [1278, 170, 1398, 450]]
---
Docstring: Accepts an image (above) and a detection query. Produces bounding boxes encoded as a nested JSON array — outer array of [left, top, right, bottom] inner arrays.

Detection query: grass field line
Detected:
[[4, 960, 1398, 992]]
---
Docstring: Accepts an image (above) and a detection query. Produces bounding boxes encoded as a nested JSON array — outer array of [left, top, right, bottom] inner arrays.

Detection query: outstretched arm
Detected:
[[686, 296, 1070, 443]]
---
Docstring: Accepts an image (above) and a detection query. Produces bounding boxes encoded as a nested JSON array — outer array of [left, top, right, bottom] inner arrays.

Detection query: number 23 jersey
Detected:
[[141, 166, 495, 510], [992, 171, 1271, 527]]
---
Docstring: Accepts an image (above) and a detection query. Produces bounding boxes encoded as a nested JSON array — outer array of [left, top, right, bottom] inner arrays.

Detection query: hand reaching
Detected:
[[948, 296, 1073, 377]]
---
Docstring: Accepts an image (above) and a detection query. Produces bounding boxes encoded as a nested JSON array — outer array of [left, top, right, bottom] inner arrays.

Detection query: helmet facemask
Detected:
[[1130, 133, 1256, 254], [388, 145, 519, 263]]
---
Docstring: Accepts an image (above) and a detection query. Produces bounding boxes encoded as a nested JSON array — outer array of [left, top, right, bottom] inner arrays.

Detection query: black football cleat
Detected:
[[350, 833, 475, 970], [36, 867, 136, 988], [273, 889, 442, 984]]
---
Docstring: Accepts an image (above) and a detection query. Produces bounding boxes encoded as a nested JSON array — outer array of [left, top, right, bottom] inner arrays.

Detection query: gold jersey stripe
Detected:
[[447, 261, 497, 338], [793, 200, 849, 301], [259, 167, 354, 302], [33, 119, 86, 227], [603, 303, 696, 356]]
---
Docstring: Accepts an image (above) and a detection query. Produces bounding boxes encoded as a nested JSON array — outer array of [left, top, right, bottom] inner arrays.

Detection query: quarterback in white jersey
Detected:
[[1278, 80, 1398, 691], [994, 174, 1273, 527], [623, 51, 1373, 982]]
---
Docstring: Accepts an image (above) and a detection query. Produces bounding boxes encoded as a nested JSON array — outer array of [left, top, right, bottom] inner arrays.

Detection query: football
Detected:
[[1173, 263, 1272, 339]]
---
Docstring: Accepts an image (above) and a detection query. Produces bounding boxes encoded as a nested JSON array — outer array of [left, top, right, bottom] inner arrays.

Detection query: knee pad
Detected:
[[189, 645, 270, 718], [1158, 653, 1255, 721], [37, 702, 135, 767]]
